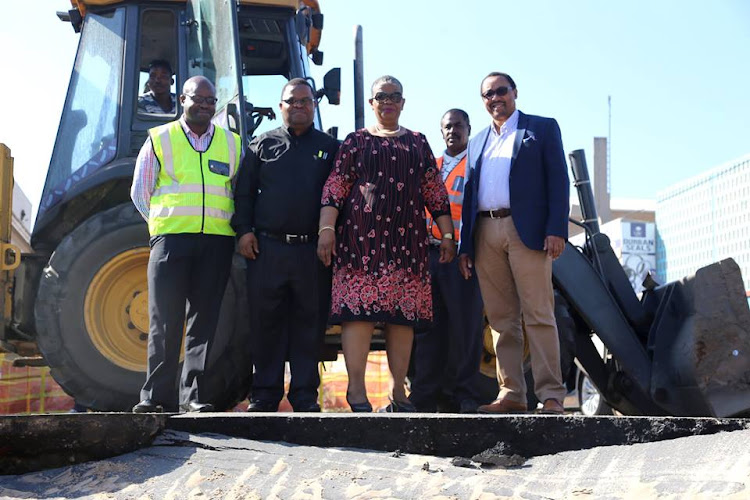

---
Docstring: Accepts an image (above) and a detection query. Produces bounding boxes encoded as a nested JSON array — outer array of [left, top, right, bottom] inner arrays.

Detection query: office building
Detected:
[[656, 154, 750, 291]]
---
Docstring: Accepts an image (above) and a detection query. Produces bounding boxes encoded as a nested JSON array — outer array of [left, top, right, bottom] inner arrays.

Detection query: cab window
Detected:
[[41, 9, 125, 217], [136, 10, 177, 118], [239, 75, 287, 138]]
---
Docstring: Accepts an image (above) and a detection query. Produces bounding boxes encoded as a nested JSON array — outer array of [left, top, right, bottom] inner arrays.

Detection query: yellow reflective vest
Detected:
[[148, 121, 241, 236]]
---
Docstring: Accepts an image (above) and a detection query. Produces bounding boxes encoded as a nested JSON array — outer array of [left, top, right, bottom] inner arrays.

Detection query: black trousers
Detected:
[[140, 233, 234, 408], [410, 246, 485, 411], [246, 235, 331, 409]]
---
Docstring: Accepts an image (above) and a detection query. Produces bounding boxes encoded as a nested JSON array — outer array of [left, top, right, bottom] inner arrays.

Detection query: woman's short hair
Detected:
[[371, 75, 403, 96]]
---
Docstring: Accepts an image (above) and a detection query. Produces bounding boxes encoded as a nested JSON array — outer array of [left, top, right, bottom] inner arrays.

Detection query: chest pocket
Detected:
[[208, 160, 230, 176], [451, 176, 464, 193]]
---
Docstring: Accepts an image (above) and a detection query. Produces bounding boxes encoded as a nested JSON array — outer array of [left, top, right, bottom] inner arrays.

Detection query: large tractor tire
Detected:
[[35, 203, 251, 411]]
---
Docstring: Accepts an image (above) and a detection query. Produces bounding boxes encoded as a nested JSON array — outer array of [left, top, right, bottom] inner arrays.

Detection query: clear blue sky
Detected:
[[1, 0, 749, 225]]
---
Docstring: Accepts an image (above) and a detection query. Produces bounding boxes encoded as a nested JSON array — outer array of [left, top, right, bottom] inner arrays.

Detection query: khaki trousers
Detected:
[[474, 216, 566, 404]]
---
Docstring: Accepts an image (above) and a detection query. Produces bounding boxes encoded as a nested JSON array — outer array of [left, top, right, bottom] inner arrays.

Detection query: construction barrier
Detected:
[[1, 352, 393, 414], [233, 352, 393, 412], [319, 352, 392, 412], [0, 354, 74, 414]]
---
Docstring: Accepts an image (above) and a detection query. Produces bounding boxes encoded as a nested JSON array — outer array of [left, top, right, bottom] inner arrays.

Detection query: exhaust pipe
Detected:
[[353, 25, 364, 130], [568, 149, 599, 235]]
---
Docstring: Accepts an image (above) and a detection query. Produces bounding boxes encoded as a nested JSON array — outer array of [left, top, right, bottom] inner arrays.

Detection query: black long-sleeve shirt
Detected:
[[232, 125, 339, 237]]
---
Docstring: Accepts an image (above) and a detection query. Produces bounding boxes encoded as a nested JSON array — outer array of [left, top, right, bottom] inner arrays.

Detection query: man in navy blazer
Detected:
[[458, 72, 569, 414]]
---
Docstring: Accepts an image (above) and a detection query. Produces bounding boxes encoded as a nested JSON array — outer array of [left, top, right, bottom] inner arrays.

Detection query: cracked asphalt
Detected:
[[0, 428, 749, 499]]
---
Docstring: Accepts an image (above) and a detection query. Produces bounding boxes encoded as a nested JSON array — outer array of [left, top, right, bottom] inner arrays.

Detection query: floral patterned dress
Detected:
[[321, 129, 450, 328]]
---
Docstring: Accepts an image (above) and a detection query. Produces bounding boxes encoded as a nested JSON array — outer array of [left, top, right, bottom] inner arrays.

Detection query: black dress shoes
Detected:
[[378, 399, 417, 413], [346, 392, 373, 413], [459, 399, 479, 414], [294, 402, 322, 412], [182, 401, 215, 413], [246, 400, 279, 412], [132, 399, 164, 413]]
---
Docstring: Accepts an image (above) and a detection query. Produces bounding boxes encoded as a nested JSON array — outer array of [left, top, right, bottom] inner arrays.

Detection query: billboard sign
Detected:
[[620, 221, 656, 294]]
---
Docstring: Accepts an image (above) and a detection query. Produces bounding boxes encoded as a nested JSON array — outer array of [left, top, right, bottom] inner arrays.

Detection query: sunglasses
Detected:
[[481, 86, 514, 100], [372, 92, 403, 103], [283, 97, 314, 107], [184, 94, 218, 105]]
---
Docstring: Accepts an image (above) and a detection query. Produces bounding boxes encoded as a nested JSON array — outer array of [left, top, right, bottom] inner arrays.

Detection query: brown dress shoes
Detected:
[[539, 398, 565, 415], [477, 398, 528, 414]]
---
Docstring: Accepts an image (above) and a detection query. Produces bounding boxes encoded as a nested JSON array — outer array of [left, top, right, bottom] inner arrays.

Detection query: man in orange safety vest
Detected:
[[410, 109, 485, 413]]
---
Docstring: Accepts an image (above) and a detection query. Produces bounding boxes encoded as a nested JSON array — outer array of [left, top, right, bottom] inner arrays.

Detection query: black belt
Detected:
[[479, 208, 512, 219], [257, 231, 316, 244]]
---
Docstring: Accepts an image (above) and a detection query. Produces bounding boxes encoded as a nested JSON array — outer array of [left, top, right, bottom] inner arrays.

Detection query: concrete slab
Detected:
[[167, 412, 750, 458], [0, 428, 748, 498], [0, 413, 166, 475]]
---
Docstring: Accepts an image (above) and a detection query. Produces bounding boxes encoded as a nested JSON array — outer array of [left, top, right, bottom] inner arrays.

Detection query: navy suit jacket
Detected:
[[459, 111, 570, 258]]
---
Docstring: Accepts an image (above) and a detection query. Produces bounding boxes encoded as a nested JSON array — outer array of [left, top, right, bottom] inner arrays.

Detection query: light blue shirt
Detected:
[[477, 109, 519, 211]]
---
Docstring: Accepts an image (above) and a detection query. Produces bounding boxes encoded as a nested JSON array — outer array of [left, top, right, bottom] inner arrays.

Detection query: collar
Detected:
[[490, 109, 519, 137], [443, 149, 467, 163], [179, 116, 214, 140], [286, 124, 315, 137]]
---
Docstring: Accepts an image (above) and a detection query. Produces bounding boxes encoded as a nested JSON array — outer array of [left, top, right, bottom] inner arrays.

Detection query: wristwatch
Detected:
[[442, 233, 454, 240]]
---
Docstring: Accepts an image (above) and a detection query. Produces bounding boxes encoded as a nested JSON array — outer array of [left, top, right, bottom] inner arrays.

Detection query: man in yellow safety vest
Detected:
[[130, 76, 241, 413]]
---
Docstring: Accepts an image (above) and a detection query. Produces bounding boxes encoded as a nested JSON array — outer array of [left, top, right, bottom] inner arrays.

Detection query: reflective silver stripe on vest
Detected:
[[150, 206, 233, 220], [448, 194, 463, 205], [152, 184, 232, 198], [225, 130, 237, 178], [155, 126, 176, 179]]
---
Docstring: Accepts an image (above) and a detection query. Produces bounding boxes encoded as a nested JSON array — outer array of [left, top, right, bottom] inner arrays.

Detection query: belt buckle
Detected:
[[489, 209, 498, 219], [285, 234, 308, 244]]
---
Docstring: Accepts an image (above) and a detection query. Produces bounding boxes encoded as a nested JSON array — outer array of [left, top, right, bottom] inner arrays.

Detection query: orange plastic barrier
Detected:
[[232, 352, 394, 412], [1, 352, 393, 414], [319, 352, 392, 411], [0, 354, 75, 414]]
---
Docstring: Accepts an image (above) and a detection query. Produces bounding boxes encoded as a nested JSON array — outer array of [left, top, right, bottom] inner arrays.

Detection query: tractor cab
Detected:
[[35, 0, 340, 250]]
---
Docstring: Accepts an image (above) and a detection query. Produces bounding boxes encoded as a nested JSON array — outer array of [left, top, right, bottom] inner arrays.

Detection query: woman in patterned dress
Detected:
[[317, 76, 457, 412]]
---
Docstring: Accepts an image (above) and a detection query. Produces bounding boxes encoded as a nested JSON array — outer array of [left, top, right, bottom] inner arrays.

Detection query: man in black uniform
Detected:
[[233, 78, 339, 412]]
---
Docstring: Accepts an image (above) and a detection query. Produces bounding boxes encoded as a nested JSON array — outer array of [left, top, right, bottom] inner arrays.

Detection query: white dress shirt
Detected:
[[477, 109, 519, 211]]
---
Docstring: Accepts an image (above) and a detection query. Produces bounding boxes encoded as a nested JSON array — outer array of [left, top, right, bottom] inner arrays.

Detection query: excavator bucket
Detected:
[[647, 258, 750, 417]]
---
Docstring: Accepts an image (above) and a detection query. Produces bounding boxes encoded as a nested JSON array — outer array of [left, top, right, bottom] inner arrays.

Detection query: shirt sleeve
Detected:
[[419, 134, 450, 218], [321, 132, 357, 209], [231, 138, 261, 237], [230, 136, 246, 190], [130, 137, 158, 221]]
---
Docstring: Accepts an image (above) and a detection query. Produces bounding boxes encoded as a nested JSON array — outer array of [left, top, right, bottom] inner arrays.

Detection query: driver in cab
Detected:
[[138, 59, 176, 115]]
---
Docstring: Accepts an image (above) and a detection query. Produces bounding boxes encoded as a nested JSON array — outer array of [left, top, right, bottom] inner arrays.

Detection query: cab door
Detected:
[[187, 0, 248, 149]]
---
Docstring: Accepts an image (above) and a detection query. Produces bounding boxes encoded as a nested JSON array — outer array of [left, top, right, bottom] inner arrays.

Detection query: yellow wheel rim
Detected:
[[480, 321, 497, 378], [84, 247, 151, 371]]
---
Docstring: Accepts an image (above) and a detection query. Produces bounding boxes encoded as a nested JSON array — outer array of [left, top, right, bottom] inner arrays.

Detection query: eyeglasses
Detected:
[[372, 92, 403, 103], [481, 86, 514, 100], [283, 97, 314, 107], [184, 94, 218, 105]]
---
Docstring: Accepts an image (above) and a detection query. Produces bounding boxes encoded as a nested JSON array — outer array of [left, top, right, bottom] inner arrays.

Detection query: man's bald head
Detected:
[[183, 76, 215, 96], [180, 76, 217, 134]]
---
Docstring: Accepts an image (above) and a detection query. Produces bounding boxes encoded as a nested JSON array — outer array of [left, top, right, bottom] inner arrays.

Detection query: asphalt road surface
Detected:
[[0, 428, 748, 499]]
